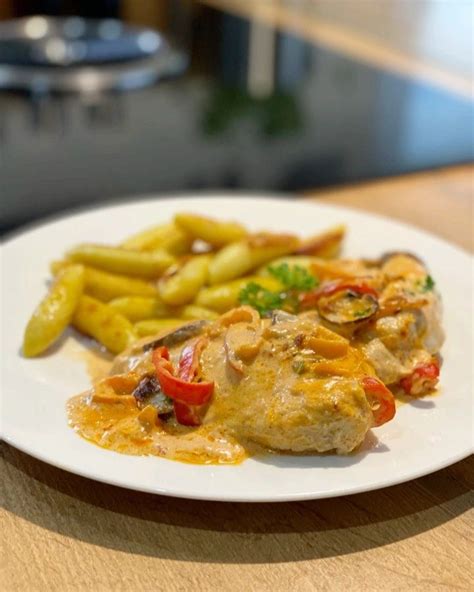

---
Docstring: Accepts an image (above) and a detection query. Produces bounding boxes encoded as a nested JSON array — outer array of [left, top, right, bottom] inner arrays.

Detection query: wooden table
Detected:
[[2, 165, 473, 592], [311, 165, 473, 253]]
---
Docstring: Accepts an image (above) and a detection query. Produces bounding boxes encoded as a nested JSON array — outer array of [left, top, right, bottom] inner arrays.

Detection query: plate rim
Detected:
[[2, 432, 471, 502], [1, 192, 473, 502]]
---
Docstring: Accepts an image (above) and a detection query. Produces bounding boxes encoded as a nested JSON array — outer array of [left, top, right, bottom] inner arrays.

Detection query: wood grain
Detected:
[[2, 165, 473, 592], [306, 165, 474, 253], [1, 444, 473, 591]]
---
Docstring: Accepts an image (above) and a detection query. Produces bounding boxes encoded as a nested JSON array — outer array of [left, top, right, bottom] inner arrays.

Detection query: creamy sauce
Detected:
[[67, 394, 247, 464], [80, 349, 113, 383], [67, 312, 377, 464], [63, 336, 113, 383]]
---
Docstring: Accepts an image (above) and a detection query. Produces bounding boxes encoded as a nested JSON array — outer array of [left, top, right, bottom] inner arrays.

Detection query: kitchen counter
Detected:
[[1, 3, 473, 233], [2, 165, 473, 592], [202, 0, 473, 99]]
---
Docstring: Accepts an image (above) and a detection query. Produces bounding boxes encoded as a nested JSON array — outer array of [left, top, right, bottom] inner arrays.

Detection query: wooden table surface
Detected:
[[2, 165, 473, 592]]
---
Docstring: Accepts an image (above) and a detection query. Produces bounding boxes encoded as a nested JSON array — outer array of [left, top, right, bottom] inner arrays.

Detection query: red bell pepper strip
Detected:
[[176, 338, 211, 425], [361, 376, 396, 427], [152, 346, 213, 406], [152, 345, 213, 427], [400, 361, 440, 396], [299, 281, 378, 309], [173, 400, 202, 427], [178, 338, 208, 382]]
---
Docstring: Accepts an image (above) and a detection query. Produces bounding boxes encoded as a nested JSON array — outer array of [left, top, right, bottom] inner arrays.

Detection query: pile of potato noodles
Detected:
[[22, 213, 345, 356]]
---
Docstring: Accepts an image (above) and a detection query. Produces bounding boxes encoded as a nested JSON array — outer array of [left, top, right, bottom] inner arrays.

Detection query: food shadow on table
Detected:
[[2, 444, 472, 564]]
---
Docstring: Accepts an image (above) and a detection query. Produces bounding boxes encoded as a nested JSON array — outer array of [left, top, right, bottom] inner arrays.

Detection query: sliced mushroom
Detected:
[[224, 321, 263, 375], [111, 320, 209, 375], [318, 289, 379, 325], [379, 252, 427, 278], [143, 320, 209, 351], [219, 306, 260, 327], [270, 310, 298, 324], [132, 375, 174, 415], [378, 251, 425, 266], [132, 375, 161, 403]]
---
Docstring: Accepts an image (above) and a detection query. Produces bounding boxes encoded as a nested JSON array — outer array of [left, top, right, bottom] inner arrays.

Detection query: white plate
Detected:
[[1, 195, 473, 502]]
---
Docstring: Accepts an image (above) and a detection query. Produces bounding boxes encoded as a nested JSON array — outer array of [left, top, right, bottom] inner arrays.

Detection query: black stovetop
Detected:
[[1, 6, 473, 233]]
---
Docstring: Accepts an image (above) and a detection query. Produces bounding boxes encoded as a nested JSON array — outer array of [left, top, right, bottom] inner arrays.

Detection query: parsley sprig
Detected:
[[421, 275, 435, 292], [239, 263, 319, 316], [238, 282, 284, 315], [268, 263, 318, 291]]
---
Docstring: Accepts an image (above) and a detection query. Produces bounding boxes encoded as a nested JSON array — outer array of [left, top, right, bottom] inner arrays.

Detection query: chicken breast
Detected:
[[200, 310, 374, 454], [68, 308, 389, 463]]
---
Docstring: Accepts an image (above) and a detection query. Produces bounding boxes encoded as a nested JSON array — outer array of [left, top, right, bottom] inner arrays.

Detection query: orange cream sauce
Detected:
[[67, 314, 375, 464], [67, 394, 248, 465], [62, 336, 113, 383], [65, 330, 250, 465]]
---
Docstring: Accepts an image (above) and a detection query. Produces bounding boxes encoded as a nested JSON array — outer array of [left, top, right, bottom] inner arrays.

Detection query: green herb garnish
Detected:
[[239, 264, 319, 316], [420, 275, 435, 292], [268, 263, 318, 291], [239, 282, 285, 316]]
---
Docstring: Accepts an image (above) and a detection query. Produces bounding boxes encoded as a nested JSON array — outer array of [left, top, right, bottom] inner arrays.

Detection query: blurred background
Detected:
[[0, 0, 473, 234]]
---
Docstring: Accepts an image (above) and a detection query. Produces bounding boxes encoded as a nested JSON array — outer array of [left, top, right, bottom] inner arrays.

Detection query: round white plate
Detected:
[[1, 195, 473, 502]]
